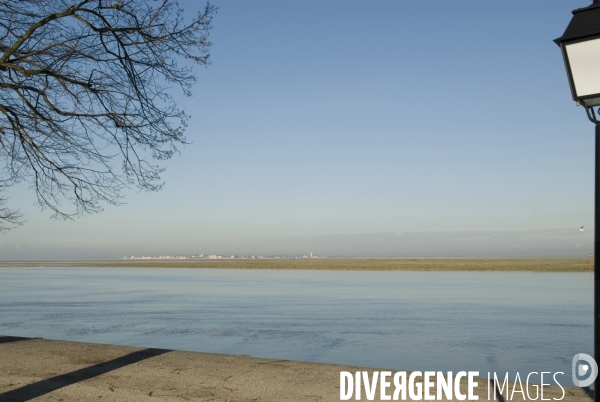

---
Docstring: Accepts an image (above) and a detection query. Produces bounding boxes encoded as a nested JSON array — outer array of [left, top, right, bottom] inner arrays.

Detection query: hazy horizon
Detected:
[[1, 226, 591, 260]]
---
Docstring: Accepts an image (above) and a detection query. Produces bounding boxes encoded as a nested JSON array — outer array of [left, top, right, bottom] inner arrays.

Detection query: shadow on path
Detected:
[[489, 379, 505, 402], [0, 336, 34, 345], [0, 347, 169, 402]]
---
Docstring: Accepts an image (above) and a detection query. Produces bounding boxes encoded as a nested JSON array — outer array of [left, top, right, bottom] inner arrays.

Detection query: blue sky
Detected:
[[1, 0, 595, 259]]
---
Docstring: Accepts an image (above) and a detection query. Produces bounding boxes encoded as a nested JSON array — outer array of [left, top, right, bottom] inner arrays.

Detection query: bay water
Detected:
[[0, 267, 591, 386]]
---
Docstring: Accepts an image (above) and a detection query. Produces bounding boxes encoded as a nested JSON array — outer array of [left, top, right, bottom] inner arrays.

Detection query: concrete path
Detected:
[[0, 336, 592, 401]]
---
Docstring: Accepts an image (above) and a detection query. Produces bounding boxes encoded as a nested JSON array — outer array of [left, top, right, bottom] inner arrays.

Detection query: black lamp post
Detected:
[[555, 1, 600, 398]]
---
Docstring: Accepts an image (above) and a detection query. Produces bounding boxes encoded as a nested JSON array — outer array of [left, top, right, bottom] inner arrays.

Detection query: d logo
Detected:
[[572, 353, 598, 387]]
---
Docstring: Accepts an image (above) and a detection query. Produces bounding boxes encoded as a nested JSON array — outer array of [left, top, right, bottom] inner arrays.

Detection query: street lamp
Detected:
[[555, 1, 600, 398]]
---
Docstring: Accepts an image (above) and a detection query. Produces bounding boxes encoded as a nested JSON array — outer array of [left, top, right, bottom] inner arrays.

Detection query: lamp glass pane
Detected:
[[566, 38, 600, 98]]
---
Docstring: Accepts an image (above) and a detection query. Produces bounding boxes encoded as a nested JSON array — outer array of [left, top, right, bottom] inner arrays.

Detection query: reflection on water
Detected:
[[0, 268, 592, 385]]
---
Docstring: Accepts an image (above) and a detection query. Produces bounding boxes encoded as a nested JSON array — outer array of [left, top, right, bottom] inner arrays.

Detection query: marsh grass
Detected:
[[0, 258, 590, 271]]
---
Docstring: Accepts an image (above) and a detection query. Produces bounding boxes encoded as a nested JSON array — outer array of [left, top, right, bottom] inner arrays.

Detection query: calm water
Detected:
[[0, 268, 592, 385]]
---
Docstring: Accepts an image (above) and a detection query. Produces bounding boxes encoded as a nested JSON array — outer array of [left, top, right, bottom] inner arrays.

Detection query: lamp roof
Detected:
[[554, 3, 600, 45]]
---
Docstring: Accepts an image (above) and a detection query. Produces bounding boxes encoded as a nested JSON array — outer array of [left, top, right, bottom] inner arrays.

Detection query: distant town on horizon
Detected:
[[124, 252, 324, 260]]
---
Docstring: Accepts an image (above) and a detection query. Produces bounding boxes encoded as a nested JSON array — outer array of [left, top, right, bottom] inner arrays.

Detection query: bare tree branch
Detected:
[[0, 0, 216, 230], [0, 184, 23, 233]]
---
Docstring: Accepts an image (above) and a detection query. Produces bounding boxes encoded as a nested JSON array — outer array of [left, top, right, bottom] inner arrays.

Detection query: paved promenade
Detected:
[[0, 336, 591, 401]]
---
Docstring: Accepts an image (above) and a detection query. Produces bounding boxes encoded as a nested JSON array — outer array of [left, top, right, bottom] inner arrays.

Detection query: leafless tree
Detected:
[[0, 183, 22, 233], [0, 0, 216, 232]]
